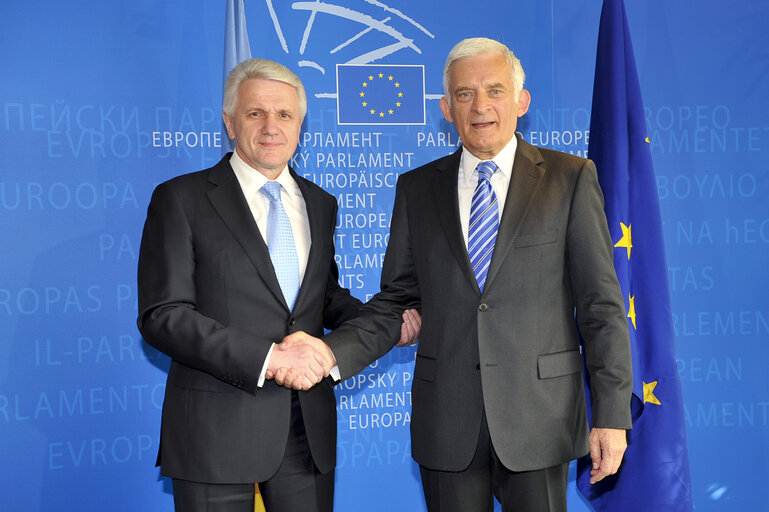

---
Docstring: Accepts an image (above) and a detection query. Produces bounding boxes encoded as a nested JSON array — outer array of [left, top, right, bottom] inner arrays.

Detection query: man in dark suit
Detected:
[[137, 58, 419, 512], [280, 38, 633, 511]]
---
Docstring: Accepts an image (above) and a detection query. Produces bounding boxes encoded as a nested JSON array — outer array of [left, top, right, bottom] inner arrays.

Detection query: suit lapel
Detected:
[[485, 137, 545, 288], [432, 148, 481, 294], [205, 157, 289, 310], [291, 169, 323, 313]]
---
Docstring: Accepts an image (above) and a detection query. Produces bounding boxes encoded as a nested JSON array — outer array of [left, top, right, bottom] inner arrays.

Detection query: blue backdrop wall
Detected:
[[1, 1, 767, 511]]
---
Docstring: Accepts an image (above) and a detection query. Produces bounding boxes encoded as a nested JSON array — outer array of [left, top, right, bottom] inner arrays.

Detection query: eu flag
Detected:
[[337, 64, 425, 125], [576, 1, 694, 510]]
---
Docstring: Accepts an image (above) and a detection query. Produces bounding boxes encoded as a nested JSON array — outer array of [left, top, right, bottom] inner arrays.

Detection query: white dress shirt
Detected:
[[457, 135, 518, 247]]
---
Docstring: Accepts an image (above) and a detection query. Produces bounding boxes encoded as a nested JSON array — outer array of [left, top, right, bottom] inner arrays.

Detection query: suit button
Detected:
[[475, 364, 481, 371], [288, 318, 296, 326], [478, 303, 488, 312]]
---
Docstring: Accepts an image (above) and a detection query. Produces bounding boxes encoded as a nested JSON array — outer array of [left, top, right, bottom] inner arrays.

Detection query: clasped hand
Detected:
[[265, 332, 333, 391], [266, 309, 422, 390]]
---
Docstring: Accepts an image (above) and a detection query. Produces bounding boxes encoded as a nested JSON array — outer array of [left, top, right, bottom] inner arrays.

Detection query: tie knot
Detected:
[[260, 181, 282, 202], [476, 161, 498, 182]]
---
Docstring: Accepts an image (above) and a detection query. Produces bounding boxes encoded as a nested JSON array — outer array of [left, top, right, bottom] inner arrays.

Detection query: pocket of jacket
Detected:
[[515, 229, 558, 248], [414, 354, 436, 382], [537, 349, 583, 379]]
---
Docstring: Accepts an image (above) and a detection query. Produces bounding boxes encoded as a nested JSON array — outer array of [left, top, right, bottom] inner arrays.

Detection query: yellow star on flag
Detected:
[[369, 109, 375, 115], [379, 112, 385, 117], [643, 380, 661, 405], [378, 73, 384, 78], [359, 92, 365, 97], [627, 293, 636, 329], [368, 75, 374, 80], [362, 101, 367, 107], [614, 222, 632, 259], [645, 136, 650, 143]]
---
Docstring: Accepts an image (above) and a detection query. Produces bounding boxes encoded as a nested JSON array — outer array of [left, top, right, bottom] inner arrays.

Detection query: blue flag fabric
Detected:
[[576, 1, 694, 510], [222, 0, 252, 154], [337, 64, 425, 125]]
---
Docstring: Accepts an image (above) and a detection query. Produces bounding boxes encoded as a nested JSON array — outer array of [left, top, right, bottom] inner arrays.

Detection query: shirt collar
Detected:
[[229, 150, 299, 199], [459, 134, 518, 185]]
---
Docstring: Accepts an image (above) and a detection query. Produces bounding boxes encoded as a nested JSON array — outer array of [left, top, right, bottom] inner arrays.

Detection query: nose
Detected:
[[261, 114, 279, 134], [471, 95, 490, 113]]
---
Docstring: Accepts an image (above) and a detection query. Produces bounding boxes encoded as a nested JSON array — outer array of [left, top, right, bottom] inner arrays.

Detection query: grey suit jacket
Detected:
[[326, 137, 632, 472], [137, 155, 361, 483]]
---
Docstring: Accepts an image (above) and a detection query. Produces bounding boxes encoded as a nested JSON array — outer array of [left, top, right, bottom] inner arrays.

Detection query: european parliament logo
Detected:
[[337, 64, 426, 125]]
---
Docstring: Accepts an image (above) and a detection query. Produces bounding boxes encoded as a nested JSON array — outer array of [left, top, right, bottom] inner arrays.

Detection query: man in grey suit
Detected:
[[137, 58, 418, 511], [279, 38, 633, 511]]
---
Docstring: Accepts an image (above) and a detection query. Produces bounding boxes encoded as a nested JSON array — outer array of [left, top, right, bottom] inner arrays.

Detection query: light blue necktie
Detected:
[[468, 161, 499, 292], [261, 181, 300, 310]]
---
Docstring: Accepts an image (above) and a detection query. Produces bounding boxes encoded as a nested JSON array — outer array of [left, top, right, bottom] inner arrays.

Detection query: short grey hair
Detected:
[[442, 38, 525, 103], [223, 58, 307, 117]]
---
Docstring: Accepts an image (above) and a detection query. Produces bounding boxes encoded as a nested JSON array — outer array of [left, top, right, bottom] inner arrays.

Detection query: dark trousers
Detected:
[[172, 392, 334, 512], [420, 413, 569, 512]]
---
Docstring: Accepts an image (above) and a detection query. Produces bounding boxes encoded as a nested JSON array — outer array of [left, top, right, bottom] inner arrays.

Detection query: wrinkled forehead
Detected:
[[447, 53, 513, 87], [236, 78, 301, 108]]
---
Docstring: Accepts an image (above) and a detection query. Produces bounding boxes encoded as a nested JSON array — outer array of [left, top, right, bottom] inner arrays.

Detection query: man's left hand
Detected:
[[588, 427, 627, 484], [395, 308, 422, 347]]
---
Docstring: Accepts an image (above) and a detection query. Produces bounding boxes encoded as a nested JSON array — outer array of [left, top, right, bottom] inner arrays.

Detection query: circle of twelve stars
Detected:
[[359, 72, 404, 117]]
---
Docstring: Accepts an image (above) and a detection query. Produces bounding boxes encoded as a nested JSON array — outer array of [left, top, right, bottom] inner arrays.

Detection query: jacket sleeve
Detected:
[[324, 176, 421, 380], [567, 160, 633, 429]]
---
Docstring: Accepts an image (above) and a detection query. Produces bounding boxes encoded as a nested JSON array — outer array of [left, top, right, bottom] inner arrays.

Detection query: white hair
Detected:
[[443, 38, 525, 103], [223, 58, 307, 117]]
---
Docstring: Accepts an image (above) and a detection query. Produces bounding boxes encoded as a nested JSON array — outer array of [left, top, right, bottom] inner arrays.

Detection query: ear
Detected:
[[516, 90, 531, 117], [222, 111, 235, 140], [439, 96, 454, 123]]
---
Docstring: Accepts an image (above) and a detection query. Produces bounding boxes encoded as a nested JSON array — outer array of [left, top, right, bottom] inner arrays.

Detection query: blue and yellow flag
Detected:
[[222, 0, 252, 154], [224, 6, 265, 510], [576, 1, 694, 510], [336, 64, 425, 125]]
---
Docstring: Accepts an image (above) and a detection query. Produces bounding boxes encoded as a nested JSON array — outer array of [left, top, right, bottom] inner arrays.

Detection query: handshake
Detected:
[[265, 309, 421, 391]]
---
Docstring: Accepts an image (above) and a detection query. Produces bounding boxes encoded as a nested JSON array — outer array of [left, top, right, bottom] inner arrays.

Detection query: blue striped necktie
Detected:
[[468, 161, 499, 292], [260, 181, 300, 310]]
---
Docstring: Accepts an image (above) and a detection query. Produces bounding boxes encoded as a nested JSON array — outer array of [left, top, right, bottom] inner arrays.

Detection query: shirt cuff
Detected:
[[329, 365, 341, 382], [257, 343, 276, 388]]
